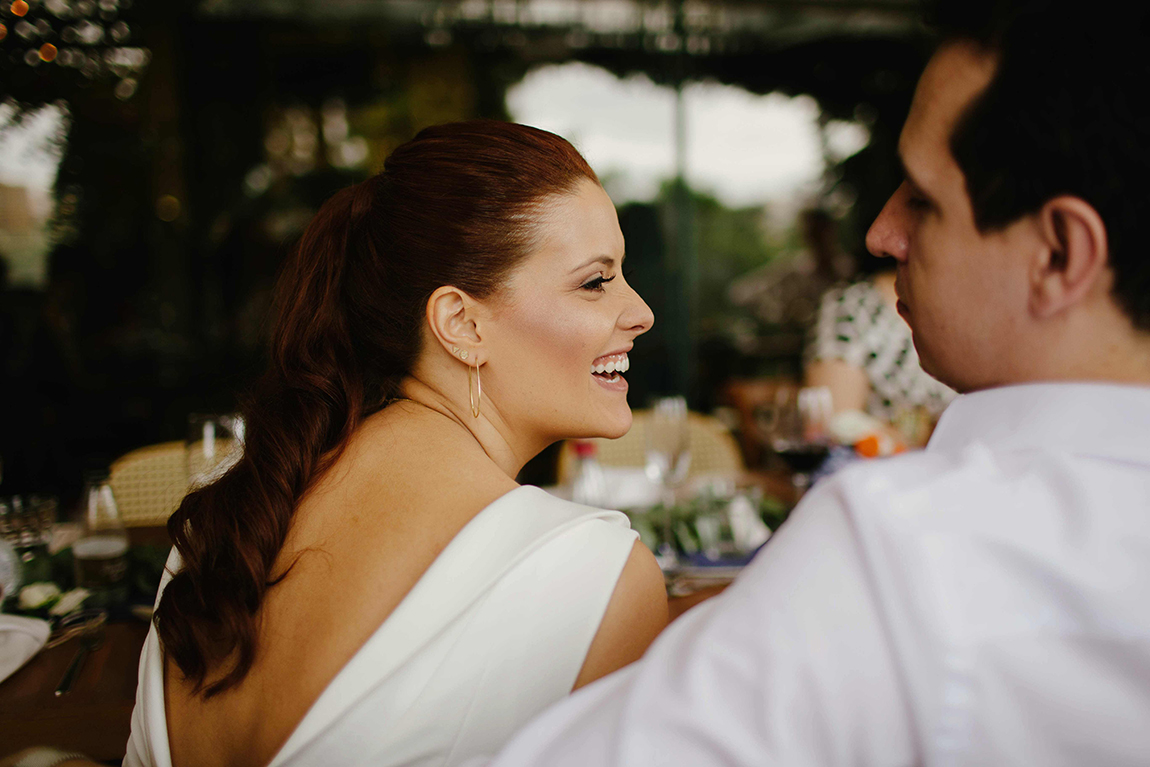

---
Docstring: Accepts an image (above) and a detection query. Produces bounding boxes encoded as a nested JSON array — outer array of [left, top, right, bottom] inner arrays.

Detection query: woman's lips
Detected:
[[591, 351, 629, 392], [592, 372, 628, 392]]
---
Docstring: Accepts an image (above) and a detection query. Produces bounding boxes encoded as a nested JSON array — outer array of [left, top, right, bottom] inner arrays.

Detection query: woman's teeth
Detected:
[[591, 354, 630, 376]]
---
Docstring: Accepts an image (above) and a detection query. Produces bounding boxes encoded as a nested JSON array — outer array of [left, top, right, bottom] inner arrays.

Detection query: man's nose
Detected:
[[866, 183, 910, 262]]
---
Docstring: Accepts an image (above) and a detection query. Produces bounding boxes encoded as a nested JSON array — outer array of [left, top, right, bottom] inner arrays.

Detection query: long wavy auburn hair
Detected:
[[154, 120, 598, 697]]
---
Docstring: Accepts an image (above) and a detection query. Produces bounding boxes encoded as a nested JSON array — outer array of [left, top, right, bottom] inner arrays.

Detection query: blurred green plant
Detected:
[[625, 488, 790, 561], [654, 180, 802, 337]]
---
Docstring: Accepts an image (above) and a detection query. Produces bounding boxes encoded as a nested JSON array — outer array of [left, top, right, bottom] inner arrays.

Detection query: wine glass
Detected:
[[645, 396, 691, 568], [187, 413, 245, 490], [756, 386, 833, 498], [0, 536, 20, 606]]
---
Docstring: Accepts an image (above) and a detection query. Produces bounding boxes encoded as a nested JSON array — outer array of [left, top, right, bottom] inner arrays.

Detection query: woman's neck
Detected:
[[392, 376, 535, 480]]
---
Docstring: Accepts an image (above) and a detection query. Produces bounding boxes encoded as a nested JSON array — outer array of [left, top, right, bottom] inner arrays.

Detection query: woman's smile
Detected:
[[591, 351, 631, 391]]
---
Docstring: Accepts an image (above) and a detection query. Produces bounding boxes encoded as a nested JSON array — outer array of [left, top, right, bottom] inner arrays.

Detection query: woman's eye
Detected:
[[581, 275, 616, 292]]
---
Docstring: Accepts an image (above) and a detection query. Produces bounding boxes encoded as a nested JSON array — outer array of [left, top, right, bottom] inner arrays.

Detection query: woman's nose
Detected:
[[621, 285, 655, 335]]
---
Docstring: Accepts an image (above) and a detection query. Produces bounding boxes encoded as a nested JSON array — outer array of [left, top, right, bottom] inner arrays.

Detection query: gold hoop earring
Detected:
[[468, 364, 482, 418]]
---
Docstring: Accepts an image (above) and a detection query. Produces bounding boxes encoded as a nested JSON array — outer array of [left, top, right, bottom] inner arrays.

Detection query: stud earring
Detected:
[[460, 349, 469, 360]]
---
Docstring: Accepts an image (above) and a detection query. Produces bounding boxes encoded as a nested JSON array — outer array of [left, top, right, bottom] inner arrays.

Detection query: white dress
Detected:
[[124, 486, 639, 767]]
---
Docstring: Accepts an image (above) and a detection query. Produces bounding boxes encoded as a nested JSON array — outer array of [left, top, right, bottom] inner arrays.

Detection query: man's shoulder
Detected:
[[794, 439, 1150, 640], [789, 444, 1070, 583], [807, 446, 989, 530]]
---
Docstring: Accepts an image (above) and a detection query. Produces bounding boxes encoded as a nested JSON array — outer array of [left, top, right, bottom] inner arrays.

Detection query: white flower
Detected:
[[49, 588, 91, 617], [18, 582, 61, 611]]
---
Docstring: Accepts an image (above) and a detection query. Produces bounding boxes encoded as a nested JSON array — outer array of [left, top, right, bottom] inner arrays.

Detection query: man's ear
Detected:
[[426, 285, 486, 364], [1029, 196, 1109, 319]]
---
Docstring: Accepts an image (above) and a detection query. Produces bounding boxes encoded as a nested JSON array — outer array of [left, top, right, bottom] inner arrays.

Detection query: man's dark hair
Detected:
[[929, 0, 1150, 330]]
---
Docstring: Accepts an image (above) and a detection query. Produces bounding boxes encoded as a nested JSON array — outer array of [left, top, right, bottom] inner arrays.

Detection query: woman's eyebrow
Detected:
[[568, 255, 616, 274]]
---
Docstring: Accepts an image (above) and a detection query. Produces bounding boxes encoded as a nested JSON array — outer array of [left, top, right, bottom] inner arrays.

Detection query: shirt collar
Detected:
[[927, 381, 1150, 466]]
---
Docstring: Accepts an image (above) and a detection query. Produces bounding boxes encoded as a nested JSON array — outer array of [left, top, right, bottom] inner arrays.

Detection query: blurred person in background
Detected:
[[460, 1, 1150, 764], [804, 257, 956, 448], [123, 121, 665, 767], [728, 208, 855, 332]]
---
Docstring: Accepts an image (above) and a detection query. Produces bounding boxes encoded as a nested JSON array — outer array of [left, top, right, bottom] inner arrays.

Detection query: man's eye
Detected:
[[907, 194, 931, 212], [581, 275, 616, 292]]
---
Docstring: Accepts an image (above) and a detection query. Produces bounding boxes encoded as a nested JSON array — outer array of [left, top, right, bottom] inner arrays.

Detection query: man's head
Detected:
[[866, 0, 1150, 392]]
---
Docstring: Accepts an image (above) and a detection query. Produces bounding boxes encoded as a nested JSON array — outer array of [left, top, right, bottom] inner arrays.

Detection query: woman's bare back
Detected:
[[164, 407, 517, 767]]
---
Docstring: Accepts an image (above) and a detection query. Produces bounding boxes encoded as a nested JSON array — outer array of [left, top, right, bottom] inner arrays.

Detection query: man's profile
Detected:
[[473, 0, 1150, 764]]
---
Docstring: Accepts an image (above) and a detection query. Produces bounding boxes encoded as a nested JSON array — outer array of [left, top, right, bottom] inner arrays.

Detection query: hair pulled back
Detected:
[[155, 120, 598, 697]]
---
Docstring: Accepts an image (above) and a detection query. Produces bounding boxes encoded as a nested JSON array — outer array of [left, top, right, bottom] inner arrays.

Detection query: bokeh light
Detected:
[[11, 0, 28, 17], [156, 195, 181, 222], [39, 43, 58, 62]]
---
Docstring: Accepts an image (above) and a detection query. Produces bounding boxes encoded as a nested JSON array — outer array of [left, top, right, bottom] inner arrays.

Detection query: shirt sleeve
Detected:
[[472, 480, 918, 767]]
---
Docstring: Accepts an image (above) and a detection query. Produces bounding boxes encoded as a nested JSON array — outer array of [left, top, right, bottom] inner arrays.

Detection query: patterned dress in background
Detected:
[[806, 281, 956, 424]]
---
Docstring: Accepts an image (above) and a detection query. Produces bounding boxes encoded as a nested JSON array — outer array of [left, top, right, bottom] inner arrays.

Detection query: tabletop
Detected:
[[0, 620, 148, 762]]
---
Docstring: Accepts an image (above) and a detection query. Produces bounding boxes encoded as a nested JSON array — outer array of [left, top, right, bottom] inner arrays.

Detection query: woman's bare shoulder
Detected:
[[571, 541, 668, 690]]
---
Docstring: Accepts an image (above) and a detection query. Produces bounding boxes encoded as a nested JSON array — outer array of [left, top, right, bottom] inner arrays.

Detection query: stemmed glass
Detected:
[[187, 414, 245, 490], [0, 536, 19, 606], [757, 386, 833, 498], [645, 396, 691, 568]]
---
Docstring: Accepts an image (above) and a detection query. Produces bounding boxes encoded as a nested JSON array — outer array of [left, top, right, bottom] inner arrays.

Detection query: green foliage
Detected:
[[623, 488, 791, 561], [653, 179, 799, 334]]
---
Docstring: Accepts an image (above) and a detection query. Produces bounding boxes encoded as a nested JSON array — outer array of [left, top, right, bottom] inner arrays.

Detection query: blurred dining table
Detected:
[[0, 619, 148, 761], [0, 525, 169, 763]]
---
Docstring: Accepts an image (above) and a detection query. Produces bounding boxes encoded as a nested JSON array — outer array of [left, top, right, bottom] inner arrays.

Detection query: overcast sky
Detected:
[[0, 63, 868, 223], [507, 61, 867, 212], [0, 103, 65, 220]]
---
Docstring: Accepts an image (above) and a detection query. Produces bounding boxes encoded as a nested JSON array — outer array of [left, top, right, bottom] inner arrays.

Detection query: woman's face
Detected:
[[481, 179, 654, 443]]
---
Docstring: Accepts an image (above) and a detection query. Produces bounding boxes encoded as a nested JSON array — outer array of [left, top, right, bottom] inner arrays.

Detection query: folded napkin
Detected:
[[547, 468, 744, 511], [0, 613, 51, 684], [600, 467, 663, 509], [543, 467, 662, 508]]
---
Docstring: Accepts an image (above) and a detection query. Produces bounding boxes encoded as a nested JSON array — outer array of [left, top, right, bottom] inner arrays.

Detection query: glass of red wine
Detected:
[[756, 386, 834, 499]]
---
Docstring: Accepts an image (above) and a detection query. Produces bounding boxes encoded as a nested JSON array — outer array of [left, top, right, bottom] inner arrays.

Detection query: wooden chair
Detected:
[[108, 442, 189, 528], [556, 410, 744, 485]]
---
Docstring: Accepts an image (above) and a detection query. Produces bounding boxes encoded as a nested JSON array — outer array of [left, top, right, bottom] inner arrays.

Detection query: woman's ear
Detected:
[[1029, 196, 1109, 319], [426, 285, 486, 364]]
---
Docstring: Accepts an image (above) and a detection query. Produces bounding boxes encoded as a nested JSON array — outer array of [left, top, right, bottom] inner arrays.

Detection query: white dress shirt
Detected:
[[475, 382, 1150, 766]]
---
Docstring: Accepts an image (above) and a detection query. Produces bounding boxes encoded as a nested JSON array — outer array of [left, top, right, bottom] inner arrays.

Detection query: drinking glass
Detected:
[[73, 471, 129, 608], [187, 413, 245, 490], [0, 495, 57, 586], [645, 396, 691, 568], [0, 537, 19, 606], [757, 385, 833, 498]]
